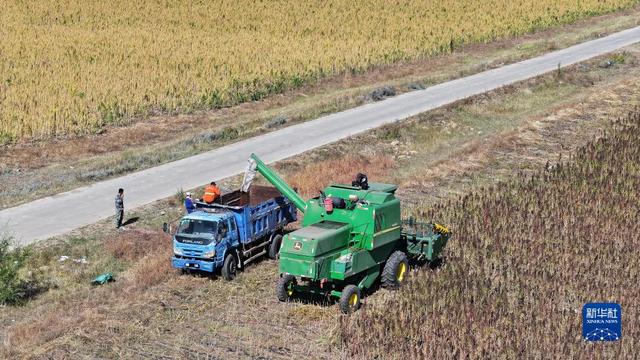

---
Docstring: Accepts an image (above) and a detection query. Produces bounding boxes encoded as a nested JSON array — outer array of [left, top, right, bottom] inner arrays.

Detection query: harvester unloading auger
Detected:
[[245, 154, 450, 313]]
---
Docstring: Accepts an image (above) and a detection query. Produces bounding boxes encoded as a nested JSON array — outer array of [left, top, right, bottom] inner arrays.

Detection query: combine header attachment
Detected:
[[248, 154, 450, 313]]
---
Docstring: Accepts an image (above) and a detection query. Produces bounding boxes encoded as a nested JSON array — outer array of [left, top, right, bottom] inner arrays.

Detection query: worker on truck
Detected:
[[203, 181, 221, 204]]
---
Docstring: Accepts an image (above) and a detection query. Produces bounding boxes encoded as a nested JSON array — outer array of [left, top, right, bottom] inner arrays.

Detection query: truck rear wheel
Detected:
[[339, 285, 362, 314], [268, 234, 283, 260], [221, 254, 238, 281], [382, 251, 409, 289], [276, 274, 297, 302]]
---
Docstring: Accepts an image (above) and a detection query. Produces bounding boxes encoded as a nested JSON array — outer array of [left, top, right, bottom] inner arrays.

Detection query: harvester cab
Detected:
[[247, 153, 449, 313]]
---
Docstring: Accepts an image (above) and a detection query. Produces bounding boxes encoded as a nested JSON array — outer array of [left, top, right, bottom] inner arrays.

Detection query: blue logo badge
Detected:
[[582, 303, 621, 341]]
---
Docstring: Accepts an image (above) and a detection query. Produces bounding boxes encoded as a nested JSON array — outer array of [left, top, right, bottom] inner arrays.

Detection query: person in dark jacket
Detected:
[[351, 173, 369, 190], [115, 188, 124, 229], [184, 192, 195, 214]]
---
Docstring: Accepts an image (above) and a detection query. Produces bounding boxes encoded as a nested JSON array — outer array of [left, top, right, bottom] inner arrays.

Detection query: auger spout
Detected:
[[245, 154, 307, 213]]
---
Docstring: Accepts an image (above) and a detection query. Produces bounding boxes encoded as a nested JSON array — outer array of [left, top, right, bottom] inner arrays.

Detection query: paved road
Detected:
[[2, 26, 640, 245]]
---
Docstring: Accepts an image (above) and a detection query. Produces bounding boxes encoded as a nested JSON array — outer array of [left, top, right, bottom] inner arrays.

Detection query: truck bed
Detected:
[[195, 185, 297, 245], [217, 185, 284, 207]]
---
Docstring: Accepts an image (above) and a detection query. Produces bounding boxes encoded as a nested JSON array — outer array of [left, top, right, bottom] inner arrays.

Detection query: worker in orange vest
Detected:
[[203, 181, 221, 204]]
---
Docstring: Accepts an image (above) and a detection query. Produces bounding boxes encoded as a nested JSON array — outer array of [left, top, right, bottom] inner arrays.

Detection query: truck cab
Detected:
[[172, 210, 237, 273]]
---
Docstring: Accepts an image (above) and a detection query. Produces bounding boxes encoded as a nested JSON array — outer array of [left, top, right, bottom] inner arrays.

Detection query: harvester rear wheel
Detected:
[[339, 285, 362, 314], [268, 234, 283, 259], [221, 254, 238, 281], [276, 274, 297, 302], [382, 251, 409, 289]]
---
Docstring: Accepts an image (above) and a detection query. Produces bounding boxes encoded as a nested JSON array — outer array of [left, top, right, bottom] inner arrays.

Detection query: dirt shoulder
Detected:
[[0, 9, 639, 210], [1, 44, 638, 358]]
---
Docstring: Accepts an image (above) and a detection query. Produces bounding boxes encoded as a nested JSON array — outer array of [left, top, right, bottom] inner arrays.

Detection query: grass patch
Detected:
[[0, 234, 52, 305], [0, 234, 30, 304]]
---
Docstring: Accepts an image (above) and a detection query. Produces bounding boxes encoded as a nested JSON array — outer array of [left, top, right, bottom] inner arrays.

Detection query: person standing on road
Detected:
[[115, 188, 125, 229], [184, 192, 195, 213]]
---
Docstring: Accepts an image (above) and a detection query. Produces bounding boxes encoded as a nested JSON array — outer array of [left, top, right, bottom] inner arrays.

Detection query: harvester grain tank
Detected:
[[247, 154, 450, 313]]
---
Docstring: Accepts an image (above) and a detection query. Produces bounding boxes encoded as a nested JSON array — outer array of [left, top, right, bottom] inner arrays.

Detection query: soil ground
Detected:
[[1, 42, 638, 358], [0, 8, 639, 209]]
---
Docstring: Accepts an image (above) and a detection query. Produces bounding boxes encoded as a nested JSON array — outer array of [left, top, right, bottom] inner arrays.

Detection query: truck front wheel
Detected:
[[221, 254, 238, 281], [276, 274, 296, 302], [381, 251, 409, 289], [268, 234, 283, 259]]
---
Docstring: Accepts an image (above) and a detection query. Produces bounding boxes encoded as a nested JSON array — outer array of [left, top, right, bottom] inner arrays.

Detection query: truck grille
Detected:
[[181, 248, 204, 258]]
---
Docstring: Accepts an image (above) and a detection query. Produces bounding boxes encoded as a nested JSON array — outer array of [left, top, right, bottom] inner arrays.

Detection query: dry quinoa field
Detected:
[[340, 111, 640, 358]]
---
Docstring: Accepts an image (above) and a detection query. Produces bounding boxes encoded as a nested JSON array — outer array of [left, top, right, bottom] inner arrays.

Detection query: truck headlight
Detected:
[[174, 247, 184, 256], [203, 250, 216, 259]]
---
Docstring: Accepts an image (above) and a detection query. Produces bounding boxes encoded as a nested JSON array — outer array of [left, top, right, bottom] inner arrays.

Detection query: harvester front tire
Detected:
[[339, 285, 362, 314], [221, 254, 238, 281], [268, 234, 283, 260], [382, 251, 409, 289], [276, 274, 297, 302]]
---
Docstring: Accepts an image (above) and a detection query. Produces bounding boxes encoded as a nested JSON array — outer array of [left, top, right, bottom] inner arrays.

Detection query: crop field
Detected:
[[1, 0, 637, 143], [340, 111, 640, 358]]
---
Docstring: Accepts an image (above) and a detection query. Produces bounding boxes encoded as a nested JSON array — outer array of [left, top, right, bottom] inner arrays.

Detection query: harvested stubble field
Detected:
[[339, 111, 640, 358], [1, 0, 638, 142]]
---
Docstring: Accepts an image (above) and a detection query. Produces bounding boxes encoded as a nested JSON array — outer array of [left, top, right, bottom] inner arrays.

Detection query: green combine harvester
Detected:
[[245, 154, 450, 313]]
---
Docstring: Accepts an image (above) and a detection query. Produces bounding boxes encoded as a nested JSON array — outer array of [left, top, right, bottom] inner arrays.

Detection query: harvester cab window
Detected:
[[375, 213, 387, 232]]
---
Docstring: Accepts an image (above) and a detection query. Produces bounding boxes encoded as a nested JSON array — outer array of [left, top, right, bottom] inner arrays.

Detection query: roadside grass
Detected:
[[104, 229, 168, 263], [405, 76, 639, 204], [0, 234, 36, 305], [1, 10, 639, 210], [1, 47, 639, 357]]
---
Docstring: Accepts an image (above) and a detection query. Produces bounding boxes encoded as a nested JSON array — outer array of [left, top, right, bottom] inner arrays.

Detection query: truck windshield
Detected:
[[177, 219, 217, 235]]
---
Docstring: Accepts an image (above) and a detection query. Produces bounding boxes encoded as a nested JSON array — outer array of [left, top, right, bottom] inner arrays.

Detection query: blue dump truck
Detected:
[[171, 185, 297, 280]]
